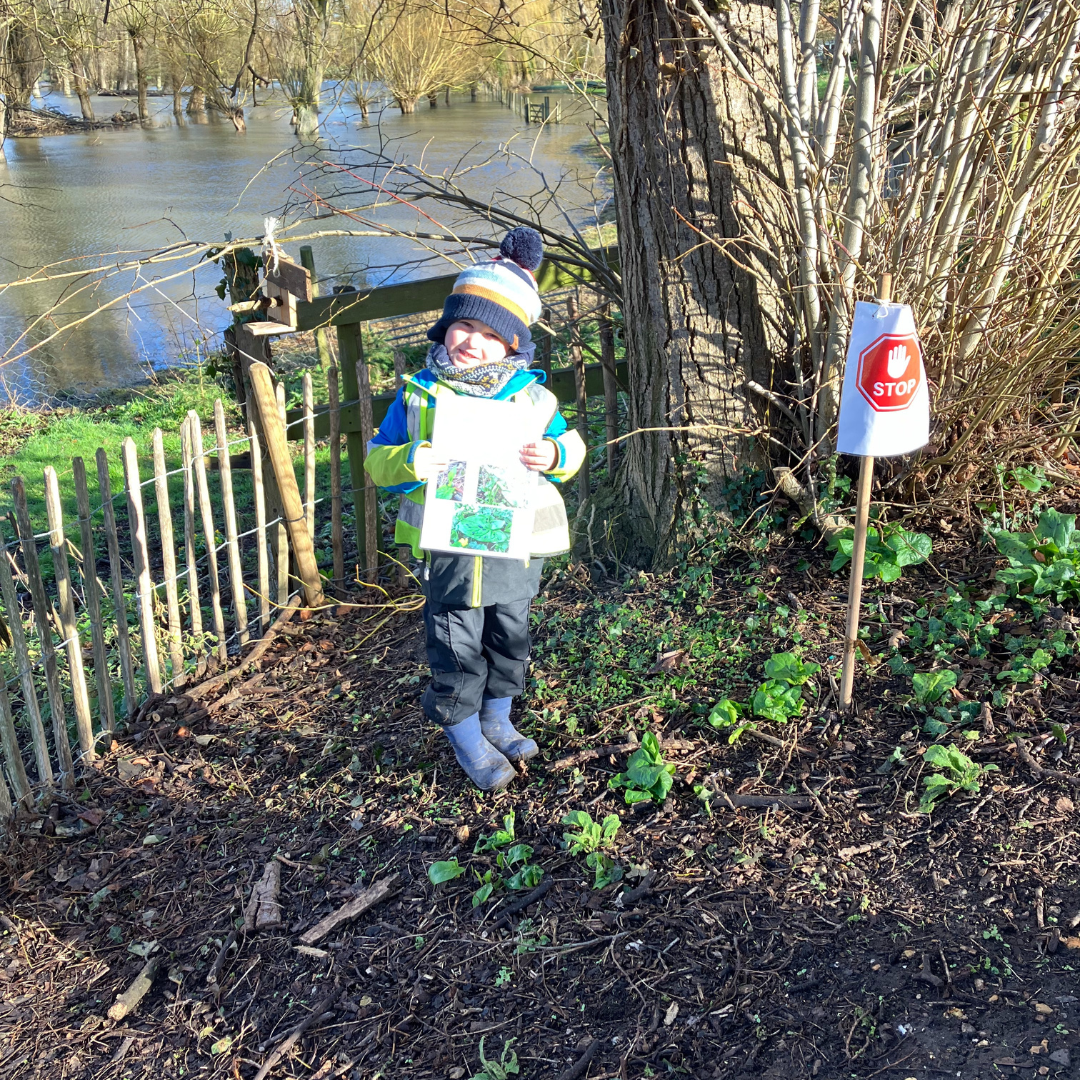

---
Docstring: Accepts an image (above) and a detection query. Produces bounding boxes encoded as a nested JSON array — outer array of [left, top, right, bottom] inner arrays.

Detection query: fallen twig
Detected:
[[616, 871, 656, 907], [108, 957, 159, 1020], [244, 861, 283, 931], [1014, 737, 1080, 787], [253, 989, 341, 1080], [555, 1038, 602, 1080], [207, 929, 239, 988], [548, 739, 694, 771], [299, 874, 401, 945], [189, 595, 303, 701], [490, 878, 554, 929], [714, 791, 815, 811]]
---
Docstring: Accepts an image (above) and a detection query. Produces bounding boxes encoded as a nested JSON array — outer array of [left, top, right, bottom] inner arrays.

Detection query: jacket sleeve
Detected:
[[541, 407, 587, 484], [364, 388, 429, 494]]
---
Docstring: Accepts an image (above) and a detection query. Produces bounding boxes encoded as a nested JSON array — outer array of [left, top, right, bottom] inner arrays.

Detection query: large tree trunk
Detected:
[[130, 30, 148, 121], [293, 0, 328, 138], [73, 58, 95, 120], [599, 0, 792, 564]]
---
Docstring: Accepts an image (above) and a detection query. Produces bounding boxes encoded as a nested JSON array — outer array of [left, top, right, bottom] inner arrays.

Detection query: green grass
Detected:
[[0, 368, 236, 529]]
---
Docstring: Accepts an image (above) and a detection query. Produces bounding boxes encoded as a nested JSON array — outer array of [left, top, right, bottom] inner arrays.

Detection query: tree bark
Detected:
[[599, 0, 791, 564], [130, 30, 149, 121], [73, 58, 95, 121], [293, 0, 328, 138], [186, 85, 206, 114]]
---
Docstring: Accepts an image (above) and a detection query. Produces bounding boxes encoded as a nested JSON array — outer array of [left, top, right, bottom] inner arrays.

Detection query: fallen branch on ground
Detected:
[[299, 874, 401, 945], [253, 989, 341, 1080], [555, 1038, 602, 1080], [490, 878, 554, 929], [189, 596, 303, 701], [107, 957, 158, 1020], [244, 861, 283, 931], [1014, 737, 1080, 788]]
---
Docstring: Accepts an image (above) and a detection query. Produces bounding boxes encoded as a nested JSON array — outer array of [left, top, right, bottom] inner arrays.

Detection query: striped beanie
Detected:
[[428, 227, 544, 352]]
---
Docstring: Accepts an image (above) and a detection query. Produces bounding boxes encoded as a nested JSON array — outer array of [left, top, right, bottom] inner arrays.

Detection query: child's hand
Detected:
[[520, 440, 557, 472], [413, 445, 444, 481]]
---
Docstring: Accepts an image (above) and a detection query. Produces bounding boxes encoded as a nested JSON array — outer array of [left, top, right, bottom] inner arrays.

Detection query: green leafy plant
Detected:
[[470, 1037, 520, 1080], [436, 461, 465, 501], [428, 858, 465, 884], [752, 679, 805, 723], [475, 812, 517, 853], [829, 523, 933, 582], [562, 810, 623, 889], [912, 669, 957, 705], [991, 508, 1080, 602], [609, 732, 676, 805], [919, 743, 999, 813], [763, 652, 820, 684], [470, 815, 543, 904]]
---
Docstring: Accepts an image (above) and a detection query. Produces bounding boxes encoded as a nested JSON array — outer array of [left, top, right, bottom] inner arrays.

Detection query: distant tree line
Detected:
[[0, 0, 602, 137]]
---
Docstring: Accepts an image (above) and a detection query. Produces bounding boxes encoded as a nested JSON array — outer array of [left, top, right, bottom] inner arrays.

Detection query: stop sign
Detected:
[[856, 333, 922, 412]]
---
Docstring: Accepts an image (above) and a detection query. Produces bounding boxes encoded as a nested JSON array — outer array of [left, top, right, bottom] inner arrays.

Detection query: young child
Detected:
[[365, 228, 586, 790]]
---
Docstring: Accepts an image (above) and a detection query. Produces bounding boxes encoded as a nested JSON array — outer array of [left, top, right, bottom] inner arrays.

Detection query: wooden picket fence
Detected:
[[0, 365, 334, 823]]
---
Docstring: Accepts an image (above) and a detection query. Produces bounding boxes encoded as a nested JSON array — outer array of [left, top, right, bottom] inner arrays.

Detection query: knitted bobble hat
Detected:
[[428, 227, 544, 352]]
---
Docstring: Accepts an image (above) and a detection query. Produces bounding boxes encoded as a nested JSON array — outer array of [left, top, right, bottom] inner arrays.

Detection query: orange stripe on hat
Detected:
[[451, 284, 528, 325]]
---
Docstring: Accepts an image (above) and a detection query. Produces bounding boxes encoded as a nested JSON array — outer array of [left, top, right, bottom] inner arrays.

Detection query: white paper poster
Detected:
[[418, 393, 544, 560], [836, 301, 930, 458]]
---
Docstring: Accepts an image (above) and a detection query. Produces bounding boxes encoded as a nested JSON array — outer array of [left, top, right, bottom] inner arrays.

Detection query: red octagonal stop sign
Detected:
[[856, 333, 922, 412]]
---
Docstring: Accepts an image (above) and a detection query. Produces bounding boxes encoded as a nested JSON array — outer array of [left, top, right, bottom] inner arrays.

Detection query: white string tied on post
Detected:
[[262, 216, 282, 278]]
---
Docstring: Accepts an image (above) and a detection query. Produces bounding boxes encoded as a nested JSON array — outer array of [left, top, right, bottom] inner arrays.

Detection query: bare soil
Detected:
[[1, 532, 1079, 1080]]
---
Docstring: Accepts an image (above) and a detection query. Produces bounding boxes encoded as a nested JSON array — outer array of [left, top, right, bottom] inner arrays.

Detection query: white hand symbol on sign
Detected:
[[886, 344, 910, 378]]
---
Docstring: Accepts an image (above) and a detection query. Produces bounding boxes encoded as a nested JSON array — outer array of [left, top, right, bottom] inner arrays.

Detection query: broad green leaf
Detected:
[[992, 530, 1040, 566], [888, 529, 933, 567], [763, 652, 820, 685], [708, 699, 743, 728], [506, 865, 543, 890], [912, 669, 957, 705], [1035, 509, 1077, 553], [501, 844, 533, 868], [471, 882, 495, 907], [623, 788, 654, 805], [428, 859, 465, 884], [878, 561, 903, 583], [640, 732, 662, 761]]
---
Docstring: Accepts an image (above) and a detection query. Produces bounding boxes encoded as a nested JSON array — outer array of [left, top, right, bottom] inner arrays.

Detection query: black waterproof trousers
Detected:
[[420, 553, 542, 726]]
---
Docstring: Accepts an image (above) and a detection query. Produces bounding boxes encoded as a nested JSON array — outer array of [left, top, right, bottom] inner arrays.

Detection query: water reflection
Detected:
[[0, 88, 604, 402]]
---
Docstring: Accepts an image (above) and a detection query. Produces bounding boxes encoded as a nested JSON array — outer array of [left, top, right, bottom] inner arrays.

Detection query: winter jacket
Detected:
[[364, 368, 586, 605]]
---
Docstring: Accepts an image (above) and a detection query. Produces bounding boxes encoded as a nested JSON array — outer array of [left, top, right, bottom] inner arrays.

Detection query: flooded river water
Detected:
[[0, 89, 602, 402]]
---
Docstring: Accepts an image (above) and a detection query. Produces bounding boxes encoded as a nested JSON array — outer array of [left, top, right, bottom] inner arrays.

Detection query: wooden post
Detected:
[[179, 420, 204, 641], [97, 450, 138, 720], [539, 307, 553, 381], [392, 349, 409, 586], [73, 457, 116, 734], [337, 324, 379, 582], [214, 399, 250, 646], [151, 429, 185, 679], [599, 305, 619, 474], [568, 291, 590, 501], [43, 467, 95, 757], [328, 364, 345, 588], [839, 273, 892, 712], [0, 540, 52, 788], [0, 682, 30, 807], [247, 362, 325, 607], [275, 382, 291, 605], [187, 413, 228, 662], [249, 424, 271, 633], [121, 439, 164, 695], [299, 246, 332, 370], [303, 372, 316, 540], [12, 477, 74, 785]]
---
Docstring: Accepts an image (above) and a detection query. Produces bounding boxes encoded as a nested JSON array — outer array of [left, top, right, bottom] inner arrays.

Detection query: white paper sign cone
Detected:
[[836, 301, 930, 458]]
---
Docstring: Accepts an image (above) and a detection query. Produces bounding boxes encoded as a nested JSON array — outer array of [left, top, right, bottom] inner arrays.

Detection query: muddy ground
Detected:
[[1, 529, 1079, 1080]]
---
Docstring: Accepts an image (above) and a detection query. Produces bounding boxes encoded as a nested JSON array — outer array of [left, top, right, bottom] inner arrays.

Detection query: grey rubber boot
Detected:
[[479, 696, 539, 763], [443, 713, 517, 791]]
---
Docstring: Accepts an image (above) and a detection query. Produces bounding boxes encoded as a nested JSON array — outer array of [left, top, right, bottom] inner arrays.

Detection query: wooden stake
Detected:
[[327, 365, 344, 589], [249, 423, 271, 634], [180, 420, 204, 640], [247, 363, 325, 607], [96, 450, 138, 720], [0, 677, 32, 806], [214, 400, 250, 646], [299, 246, 332, 370], [274, 383, 290, 606], [337, 324, 378, 583], [152, 430, 185, 680], [73, 457, 116, 734], [539, 307, 553, 380], [839, 273, 892, 712], [302, 372, 316, 540], [391, 352, 410, 587], [43, 467, 95, 757], [187, 413, 228, 663], [121, 439, 164, 695], [12, 478, 74, 785], [0, 541, 51, 788]]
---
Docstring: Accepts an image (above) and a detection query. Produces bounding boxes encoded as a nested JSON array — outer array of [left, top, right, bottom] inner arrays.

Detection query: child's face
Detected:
[[444, 319, 510, 369]]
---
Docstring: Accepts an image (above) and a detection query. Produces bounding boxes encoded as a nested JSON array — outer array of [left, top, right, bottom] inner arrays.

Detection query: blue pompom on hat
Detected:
[[428, 227, 544, 351]]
